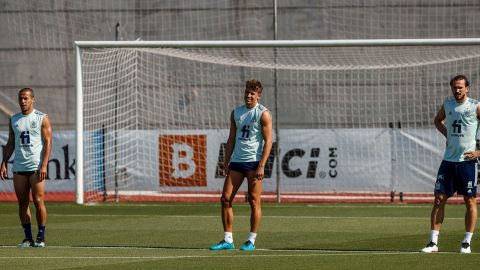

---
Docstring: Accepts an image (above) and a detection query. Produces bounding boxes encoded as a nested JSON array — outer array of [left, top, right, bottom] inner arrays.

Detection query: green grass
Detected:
[[0, 202, 478, 269]]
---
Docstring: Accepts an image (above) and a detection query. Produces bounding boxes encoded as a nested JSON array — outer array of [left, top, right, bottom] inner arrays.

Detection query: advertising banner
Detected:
[[0, 128, 444, 201]]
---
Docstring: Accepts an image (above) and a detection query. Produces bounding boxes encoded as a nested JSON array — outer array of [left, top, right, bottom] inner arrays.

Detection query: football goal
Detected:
[[75, 39, 480, 204]]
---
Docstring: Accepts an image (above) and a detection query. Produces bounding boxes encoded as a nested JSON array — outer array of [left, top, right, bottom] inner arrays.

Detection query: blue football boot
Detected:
[[240, 240, 255, 251], [210, 240, 235, 250]]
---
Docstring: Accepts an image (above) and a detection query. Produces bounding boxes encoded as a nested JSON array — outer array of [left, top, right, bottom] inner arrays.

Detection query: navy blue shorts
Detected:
[[228, 162, 259, 174], [435, 160, 477, 197], [13, 171, 36, 177]]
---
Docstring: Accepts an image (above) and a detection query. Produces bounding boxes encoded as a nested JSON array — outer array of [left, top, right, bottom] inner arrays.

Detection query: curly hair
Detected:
[[245, 79, 263, 93]]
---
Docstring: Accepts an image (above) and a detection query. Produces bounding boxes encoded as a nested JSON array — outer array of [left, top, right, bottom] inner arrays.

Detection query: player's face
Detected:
[[18, 91, 35, 114], [451, 79, 469, 102], [244, 88, 260, 108]]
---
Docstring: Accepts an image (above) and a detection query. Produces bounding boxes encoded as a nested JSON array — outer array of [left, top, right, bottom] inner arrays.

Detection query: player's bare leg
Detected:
[[464, 196, 477, 232], [246, 170, 262, 234], [239, 170, 262, 251], [422, 193, 447, 253], [30, 173, 46, 227], [431, 194, 448, 231], [211, 170, 244, 250], [13, 174, 33, 247], [30, 172, 47, 247], [460, 196, 477, 253], [221, 170, 244, 232]]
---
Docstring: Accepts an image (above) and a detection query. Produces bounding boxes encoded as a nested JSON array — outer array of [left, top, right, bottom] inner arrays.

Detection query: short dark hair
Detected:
[[246, 79, 263, 93], [450, 75, 469, 87], [19, 87, 35, 97]]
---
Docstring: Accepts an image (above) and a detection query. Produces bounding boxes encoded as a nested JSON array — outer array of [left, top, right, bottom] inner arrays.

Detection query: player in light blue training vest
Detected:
[[0, 88, 52, 248], [421, 75, 480, 254], [210, 79, 273, 251]]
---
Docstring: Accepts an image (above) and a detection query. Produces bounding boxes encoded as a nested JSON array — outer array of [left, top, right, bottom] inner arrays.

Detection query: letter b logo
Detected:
[[171, 143, 196, 178], [159, 135, 207, 186]]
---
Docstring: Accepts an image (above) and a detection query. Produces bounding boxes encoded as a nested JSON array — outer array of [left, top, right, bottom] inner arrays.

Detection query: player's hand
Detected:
[[38, 165, 48, 182], [0, 162, 7, 181], [464, 150, 478, 160], [255, 165, 265, 181], [221, 163, 229, 177]]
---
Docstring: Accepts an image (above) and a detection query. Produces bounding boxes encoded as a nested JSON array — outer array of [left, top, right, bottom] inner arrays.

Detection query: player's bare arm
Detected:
[[255, 110, 272, 181], [39, 115, 52, 182], [222, 111, 236, 176], [464, 103, 480, 160], [433, 105, 447, 138], [0, 119, 15, 181]]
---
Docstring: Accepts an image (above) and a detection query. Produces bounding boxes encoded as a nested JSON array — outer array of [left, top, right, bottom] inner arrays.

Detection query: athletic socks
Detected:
[[247, 232, 257, 244], [430, 230, 439, 245], [22, 223, 33, 241], [21, 223, 46, 241], [463, 232, 473, 244], [224, 232, 233, 243], [429, 230, 473, 245], [223, 232, 257, 244], [37, 225, 46, 240]]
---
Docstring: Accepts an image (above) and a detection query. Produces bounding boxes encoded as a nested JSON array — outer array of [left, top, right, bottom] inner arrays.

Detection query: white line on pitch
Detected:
[[0, 245, 471, 256], [29, 214, 463, 220], [0, 251, 471, 260]]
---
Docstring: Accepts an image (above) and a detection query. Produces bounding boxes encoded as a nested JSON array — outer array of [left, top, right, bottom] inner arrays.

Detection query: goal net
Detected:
[[76, 40, 480, 204]]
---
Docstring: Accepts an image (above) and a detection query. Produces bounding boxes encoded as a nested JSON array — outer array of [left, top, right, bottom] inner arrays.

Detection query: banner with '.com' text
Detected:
[[0, 128, 444, 200]]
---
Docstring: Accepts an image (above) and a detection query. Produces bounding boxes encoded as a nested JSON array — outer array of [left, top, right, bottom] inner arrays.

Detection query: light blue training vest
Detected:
[[230, 103, 268, 163], [443, 97, 479, 162], [11, 109, 46, 171]]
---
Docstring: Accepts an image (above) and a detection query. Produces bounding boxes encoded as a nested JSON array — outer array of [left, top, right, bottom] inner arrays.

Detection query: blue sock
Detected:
[[22, 223, 33, 241], [37, 225, 46, 240]]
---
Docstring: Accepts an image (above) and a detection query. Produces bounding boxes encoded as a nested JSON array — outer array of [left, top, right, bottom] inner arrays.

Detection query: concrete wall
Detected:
[[1, 0, 480, 129]]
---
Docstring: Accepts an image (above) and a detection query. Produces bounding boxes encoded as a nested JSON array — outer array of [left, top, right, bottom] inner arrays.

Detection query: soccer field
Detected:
[[0, 202, 478, 269]]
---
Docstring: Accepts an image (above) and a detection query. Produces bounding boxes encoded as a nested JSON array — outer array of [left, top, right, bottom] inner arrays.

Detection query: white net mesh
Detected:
[[79, 44, 480, 202], [4, 0, 480, 202], [4, 0, 480, 128]]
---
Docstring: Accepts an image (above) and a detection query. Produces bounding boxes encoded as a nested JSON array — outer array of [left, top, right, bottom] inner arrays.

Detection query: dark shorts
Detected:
[[13, 171, 37, 177], [435, 160, 477, 197], [228, 162, 259, 174]]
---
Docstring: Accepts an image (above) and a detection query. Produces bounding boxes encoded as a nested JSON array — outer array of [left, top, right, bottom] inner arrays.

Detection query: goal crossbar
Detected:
[[75, 38, 480, 48]]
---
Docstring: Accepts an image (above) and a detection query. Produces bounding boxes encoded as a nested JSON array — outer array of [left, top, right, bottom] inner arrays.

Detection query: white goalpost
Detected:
[[75, 39, 480, 204]]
